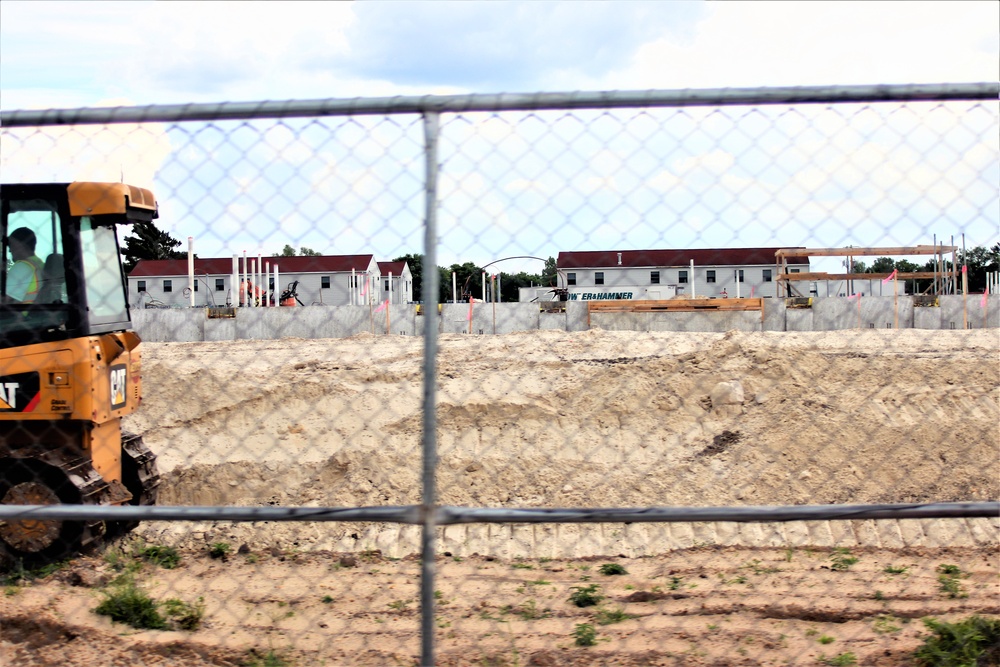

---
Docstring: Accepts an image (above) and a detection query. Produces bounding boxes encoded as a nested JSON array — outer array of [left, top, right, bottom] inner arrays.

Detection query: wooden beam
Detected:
[[588, 298, 763, 313]]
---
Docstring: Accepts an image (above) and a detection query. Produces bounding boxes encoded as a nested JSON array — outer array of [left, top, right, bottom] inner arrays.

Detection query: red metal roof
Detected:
[[557, 248, 809, 269], [377, 261, 408, 275], [130, 255, 376, 277]]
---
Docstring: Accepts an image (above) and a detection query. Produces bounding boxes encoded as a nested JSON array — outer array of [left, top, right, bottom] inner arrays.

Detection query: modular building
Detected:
[[520, 247, 811, 302], [129, 255, 412, 308]]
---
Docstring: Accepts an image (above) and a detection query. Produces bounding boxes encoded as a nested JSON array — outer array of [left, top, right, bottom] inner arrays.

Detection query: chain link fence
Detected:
[[2, 83, 999, 666]]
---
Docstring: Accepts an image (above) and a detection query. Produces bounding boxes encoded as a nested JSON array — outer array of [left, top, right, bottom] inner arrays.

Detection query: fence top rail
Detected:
[[2, 82, 997, 127]]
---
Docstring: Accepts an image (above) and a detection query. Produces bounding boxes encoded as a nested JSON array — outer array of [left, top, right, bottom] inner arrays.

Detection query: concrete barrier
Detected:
[[131, 296, 1000, 342]]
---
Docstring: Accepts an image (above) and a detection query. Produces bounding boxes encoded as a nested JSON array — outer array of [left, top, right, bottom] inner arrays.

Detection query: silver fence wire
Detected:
[[1, 83, 999, 666]]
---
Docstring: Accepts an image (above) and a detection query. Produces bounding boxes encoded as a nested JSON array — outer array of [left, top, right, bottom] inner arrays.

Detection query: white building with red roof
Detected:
[[129, 254, 412, 308], [521, 247, 811, 302]]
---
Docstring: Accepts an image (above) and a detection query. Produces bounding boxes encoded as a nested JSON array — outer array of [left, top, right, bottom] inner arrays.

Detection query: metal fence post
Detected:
[[420, 109, 442, 667]]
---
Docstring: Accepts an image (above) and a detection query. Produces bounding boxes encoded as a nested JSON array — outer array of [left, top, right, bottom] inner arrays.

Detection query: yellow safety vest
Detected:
[[15, 255, 45, 304]]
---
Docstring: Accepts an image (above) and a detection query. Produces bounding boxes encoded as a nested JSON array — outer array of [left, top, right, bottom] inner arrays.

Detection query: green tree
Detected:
[[541, 256, 558, 287], [121, 220, 186, 274], [958, 244, 1000, 293], [393, 253, 425, 302], [274, 245, 321, 257], [868, 257, 896, 274]]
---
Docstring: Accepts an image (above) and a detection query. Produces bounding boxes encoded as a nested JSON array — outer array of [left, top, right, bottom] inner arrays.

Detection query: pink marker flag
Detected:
[[467, 297, 475, 321], [848, 292, 861, 300], [374, 299, 388, 314], [360, 279, 368, 297], [982, 292, 989, 308], [882, 268, 897, 284]]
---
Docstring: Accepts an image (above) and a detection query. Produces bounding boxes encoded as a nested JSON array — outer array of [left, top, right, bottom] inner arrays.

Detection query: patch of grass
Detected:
[[668, 576, 683, 590], [388, 598, 412, 611], [598, 563, 627, 576], [936, 566, 968, 599], [818, 653, 857, 666], [743, 559, 780, 575], [573, 623, 597, 647], [511, 562, 534, 570], [0, 559, 68, 586], [208, 542, 231, 559], [567, 584, 603, 608], [140, 545, 181, 569], [829, 548, 859, 572], [911, 615, 1000, 667], [514, 600, 551, 620], [94, 580, 168, 630], [883, 564, 909, 575], [873, 615, 902, 634], [818, 635, 835, 644], [320, 595, 334, 604], [244, 649, 291, 667], [162, 597, 205, 631], [595, 607, 636, 625]]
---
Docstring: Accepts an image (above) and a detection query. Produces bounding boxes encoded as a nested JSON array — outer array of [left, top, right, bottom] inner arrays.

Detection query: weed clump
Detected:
[[829, 548, 859, 571], [912, 615, 1000, 667], [94, 580, 168, 630], [567, 584, 603, 608], [140, 545, 181, 569], [208, 542, 232, 559], [598, 563, 627, 576], [573, 623, 597, 646], [94, 578, 205, 631]]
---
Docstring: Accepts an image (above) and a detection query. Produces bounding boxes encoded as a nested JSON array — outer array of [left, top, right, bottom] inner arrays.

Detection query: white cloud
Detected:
[[591, 1, 999, 90]]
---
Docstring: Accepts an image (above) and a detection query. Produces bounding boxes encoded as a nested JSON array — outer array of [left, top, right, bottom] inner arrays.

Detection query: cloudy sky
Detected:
[[1, 1, 998, 268], [2, 1, 996, 108]]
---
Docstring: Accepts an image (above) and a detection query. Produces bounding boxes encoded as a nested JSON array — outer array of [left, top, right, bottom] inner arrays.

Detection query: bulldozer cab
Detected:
[[1, 182, 157, 349]]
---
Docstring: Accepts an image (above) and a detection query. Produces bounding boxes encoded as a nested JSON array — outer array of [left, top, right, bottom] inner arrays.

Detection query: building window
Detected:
[[706, 270, 716, 283], [763, 269, 772, 282], [567, 272, 576, 286], [193, 281, 198, 291], [790, 268, 800, 274], [384, 279, 390, 291], [163, 279, 172, 293], [137, 280, 146, 292], [215, 278, 225, 291], [650, 271, 660, 284], [678, 270, 688, 284], [738, 270, 745, 283], [595, 272, 604, 285], [321, 276, 331, 289]]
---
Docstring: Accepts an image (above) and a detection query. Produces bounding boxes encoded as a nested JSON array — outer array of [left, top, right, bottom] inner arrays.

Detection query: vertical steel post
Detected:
[[419, 110, 441, 667]]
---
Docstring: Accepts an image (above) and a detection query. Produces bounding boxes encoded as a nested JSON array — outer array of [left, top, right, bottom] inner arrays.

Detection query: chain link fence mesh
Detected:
[[1, 84, 999, 666]]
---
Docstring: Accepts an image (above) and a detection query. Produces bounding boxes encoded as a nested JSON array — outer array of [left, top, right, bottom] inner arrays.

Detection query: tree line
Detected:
[[120, 220, 998, 300]]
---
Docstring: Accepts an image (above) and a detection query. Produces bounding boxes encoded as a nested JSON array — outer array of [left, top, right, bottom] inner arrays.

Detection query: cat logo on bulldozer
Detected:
[[110, 364, 127, 409]]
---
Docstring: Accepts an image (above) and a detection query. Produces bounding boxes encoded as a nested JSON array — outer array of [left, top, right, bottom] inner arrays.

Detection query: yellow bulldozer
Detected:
[[1, 182, 160, 565]]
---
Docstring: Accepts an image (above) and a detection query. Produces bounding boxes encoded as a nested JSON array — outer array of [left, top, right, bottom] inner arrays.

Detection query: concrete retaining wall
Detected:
[[132, 295, 1000, 342]]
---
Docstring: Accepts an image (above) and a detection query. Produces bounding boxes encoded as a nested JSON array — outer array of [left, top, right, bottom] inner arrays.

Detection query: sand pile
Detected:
[[123, 328, 999, 552]]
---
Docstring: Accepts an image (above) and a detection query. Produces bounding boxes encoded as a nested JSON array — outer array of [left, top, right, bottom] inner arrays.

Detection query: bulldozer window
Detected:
[[3, 200, 63, 304], [80, 217, 128, 326]]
